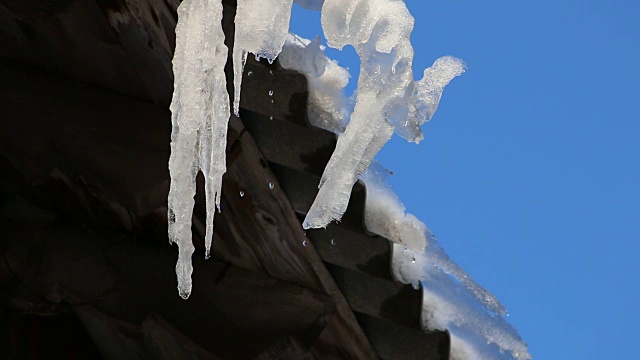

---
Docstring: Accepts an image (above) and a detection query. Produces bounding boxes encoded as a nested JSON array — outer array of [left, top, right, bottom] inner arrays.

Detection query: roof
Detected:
[[0, 0, 450, 358]]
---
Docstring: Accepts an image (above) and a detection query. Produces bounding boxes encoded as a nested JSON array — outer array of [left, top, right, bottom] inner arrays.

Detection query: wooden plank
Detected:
[[242, 110, 336, 176], [307, 225, 393, 281], [239, 61, 310, 126], [324, 263, 423, 329], [355, 313, 450, 360], [208, 117, 377, 358]]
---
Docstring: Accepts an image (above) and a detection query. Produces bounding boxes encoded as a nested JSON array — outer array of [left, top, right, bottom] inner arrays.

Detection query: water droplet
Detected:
[[239, 191, 245, 197], [269, 116, 273, 120], [411, 257, 416, 263], [271, 99, 274, 104], [268, 182, 274, 189], [302, 240, 308, 247], [247, 71, 253, 77], [330, 239, 336, 246], [269, 70, 273, 75], [268, 90, 273, 96]]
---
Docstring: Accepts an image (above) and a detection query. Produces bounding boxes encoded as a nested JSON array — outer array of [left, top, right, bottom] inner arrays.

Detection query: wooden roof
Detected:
[[0, 0, 450, 358]]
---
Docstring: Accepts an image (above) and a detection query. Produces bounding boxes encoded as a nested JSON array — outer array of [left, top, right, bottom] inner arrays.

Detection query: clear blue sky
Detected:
[[290, 1, 640, 359]]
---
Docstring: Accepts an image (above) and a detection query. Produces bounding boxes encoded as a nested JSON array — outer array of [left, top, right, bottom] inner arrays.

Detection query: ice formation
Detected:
[[232, 0, 295, 115], [168, 0, 229, 299], [302, 0, 465, 229], [293, 0, 325, 11], [360, 163, 530, 359], [279, 34, 351, 133]]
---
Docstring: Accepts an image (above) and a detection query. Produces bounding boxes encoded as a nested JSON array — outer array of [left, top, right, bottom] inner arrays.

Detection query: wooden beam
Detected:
[[1, 218, 332, 359]]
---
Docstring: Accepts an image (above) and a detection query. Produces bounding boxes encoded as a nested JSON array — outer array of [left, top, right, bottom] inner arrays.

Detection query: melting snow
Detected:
[[361, 162, 530, 359], [170, 3, 530, 359]]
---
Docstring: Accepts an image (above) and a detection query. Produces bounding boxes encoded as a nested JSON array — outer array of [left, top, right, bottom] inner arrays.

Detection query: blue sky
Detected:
[[290, 1, 640, 359]]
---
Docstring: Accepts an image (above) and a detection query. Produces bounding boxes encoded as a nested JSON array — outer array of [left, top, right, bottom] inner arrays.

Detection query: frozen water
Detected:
[[279, 33, 351, 133], [293, 0, 324, 11], [392, 238, 531, 359], [360, 162, 426, 252], [168, 0, 230, 299], [302, 0, 464, 229], [359, 161, 528, 359], [232, 0, 295, 115]]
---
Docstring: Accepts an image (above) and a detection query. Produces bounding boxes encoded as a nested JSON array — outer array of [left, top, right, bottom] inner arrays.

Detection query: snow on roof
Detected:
[[169, 1, 529, 357]]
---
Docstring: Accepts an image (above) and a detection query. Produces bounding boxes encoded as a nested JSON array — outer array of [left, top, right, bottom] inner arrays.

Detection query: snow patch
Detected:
[[359, 161, 529, 359], [392, 228, 531, 359], [279, 34, 350, 133], [360, 162, 426, 252]]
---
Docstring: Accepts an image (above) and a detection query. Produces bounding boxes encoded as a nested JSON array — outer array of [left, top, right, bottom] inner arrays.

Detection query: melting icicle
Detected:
[[232, 0, 295, 115], [293, 0, 324, 11], [302, 0, 464, 230], [168, 0, 229, 299]]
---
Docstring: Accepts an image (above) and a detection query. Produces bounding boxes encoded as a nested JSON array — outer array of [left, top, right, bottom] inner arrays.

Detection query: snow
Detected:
[[168, 0, 229, 299], [279, 34, 350, 133], [356, 160, 530, 359], [302, 0, 464, 230], [390, 222, 531, 359], [232, 0, 295, 115], [359, 162, 426, 252]]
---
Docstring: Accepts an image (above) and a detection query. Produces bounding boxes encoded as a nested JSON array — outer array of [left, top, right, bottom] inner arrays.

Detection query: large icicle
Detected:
[[168, 0, 229, 299], [302, 0, 465, 229], [232, 0, 295, 115]]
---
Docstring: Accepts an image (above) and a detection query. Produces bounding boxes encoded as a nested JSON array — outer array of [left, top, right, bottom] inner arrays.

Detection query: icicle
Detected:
[[302, 0, 464, 229], [168, 0, 229, 299], [293, 0, 325, 11], [232, 0, 295, 115]]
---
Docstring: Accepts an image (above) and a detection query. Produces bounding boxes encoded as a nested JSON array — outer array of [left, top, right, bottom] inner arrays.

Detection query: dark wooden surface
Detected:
[[0, 57, 377, 358]]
